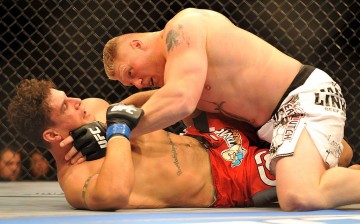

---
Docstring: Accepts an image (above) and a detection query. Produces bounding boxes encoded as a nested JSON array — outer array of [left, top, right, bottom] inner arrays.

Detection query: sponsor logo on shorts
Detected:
[[270, 95, 304, 154], [254, 150, 276, 186], [325, 135, 342, 165], [315, 82, 346, 113], [213, 129, 247, 167]]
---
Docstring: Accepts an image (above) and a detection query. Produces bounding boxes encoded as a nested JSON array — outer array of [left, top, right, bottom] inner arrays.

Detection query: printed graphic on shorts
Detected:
[[254, 151, 276, 186], [314, 82, 346, 114], [270, 95, 305, 154], [325, 135, 342, 164], [213, 128, 247, 167]]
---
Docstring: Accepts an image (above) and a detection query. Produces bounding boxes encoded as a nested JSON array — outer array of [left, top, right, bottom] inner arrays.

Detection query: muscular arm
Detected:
[[122, 90, 203, 129], [62, 99, 135, 210], [64, 136, 133, 211], [131, 13, 208, 138], [86, 137, 134, 210], [82, 104, 143, 210]]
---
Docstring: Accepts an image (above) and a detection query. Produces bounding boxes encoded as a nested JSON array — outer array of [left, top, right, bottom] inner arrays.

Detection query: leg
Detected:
[[275, 128, 360, 211], [338, 139, 353, 167]]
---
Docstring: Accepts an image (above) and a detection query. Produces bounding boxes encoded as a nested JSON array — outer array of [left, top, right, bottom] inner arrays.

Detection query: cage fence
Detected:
[[0, 0, 359, 180]]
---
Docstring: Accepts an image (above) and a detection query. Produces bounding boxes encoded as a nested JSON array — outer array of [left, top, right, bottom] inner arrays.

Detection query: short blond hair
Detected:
[[103, 37, 119, 79]]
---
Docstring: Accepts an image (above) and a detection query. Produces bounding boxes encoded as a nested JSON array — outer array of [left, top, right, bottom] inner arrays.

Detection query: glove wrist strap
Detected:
[[106, 123, 131, 140]]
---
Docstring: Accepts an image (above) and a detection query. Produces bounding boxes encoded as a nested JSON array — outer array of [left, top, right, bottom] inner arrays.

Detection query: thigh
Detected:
[[275, 128, 327, 197]]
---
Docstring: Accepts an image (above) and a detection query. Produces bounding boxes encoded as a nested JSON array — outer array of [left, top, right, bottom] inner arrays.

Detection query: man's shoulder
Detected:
[[163, 8, 209, 37], [83, 98, 108, 122], [83, 98, 109, 111], [169, 8, 205, 23], [177, 8, 200, 15], [83, 98, 108, 105]]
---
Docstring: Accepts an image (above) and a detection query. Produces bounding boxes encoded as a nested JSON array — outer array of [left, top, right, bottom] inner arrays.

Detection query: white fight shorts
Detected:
[[257, 65, 347, 172]]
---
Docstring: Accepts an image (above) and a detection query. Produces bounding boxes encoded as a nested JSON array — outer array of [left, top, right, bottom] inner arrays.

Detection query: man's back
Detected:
[[162, 8, 302, 126]]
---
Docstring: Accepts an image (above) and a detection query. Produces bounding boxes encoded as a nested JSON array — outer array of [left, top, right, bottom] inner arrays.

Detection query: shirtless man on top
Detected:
[[94, 8, 355, 211]]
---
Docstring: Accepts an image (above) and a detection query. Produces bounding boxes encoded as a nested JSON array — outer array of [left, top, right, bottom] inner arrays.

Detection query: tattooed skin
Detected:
[[204, 100, 251, 123], [167, 132, 182, 176], [166, 30, 180, 51], [166, 25, 186, 52]]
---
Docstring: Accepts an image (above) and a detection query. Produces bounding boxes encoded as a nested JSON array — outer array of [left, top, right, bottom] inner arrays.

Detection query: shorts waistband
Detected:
[[271, 64, 315, 117]]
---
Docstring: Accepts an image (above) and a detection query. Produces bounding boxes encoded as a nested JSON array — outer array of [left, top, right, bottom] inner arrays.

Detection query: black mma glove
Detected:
[[106, 103, 144, 140], [70, 121, 107, 161]]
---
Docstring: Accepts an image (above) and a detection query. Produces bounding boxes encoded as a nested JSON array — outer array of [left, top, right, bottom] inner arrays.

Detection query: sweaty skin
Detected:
[[108, 8, 302, 138], [62, 8, 301, 161], [99, 9, 360, 212], [53, 97, 214, 210]]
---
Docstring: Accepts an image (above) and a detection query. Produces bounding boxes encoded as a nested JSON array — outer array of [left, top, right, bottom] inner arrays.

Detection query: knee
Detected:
[[278, 190, 325, 211]]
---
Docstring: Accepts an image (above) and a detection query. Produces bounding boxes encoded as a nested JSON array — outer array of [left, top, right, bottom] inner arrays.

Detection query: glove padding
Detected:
[[70, 121, 107, 161], [106, 104, 144, 140]]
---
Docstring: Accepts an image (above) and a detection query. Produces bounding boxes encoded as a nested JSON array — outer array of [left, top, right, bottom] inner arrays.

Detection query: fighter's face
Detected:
[[111, 42, 164, 89], [47, 89, 95, 135]]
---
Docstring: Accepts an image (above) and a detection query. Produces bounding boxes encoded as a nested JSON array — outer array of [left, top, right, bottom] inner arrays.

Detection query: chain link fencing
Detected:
[[1, 0, 359, 180]]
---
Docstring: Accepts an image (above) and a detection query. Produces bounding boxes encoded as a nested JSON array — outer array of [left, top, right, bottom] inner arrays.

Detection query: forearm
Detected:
[[131, 87, 196, 138], [89, 137, 134, 210]]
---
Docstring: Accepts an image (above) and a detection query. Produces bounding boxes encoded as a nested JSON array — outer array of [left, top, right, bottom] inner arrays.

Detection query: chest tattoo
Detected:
[[204, 100, 250, 123], [166, 132, 182, 176]]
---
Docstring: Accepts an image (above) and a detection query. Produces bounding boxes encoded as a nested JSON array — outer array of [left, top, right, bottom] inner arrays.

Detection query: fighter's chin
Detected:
[[83, 110, 96, 121], [82, 117, 93, 125]]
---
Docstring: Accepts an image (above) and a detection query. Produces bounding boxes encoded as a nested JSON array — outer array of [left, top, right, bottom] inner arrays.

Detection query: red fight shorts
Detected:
[[184, 113, 276, 207]]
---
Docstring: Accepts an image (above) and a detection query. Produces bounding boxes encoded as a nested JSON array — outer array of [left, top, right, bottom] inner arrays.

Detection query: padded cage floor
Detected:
[[1, 181, 360, 224]]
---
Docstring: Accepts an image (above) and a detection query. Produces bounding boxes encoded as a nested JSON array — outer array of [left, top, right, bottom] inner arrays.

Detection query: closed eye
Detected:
[[62, 102, 68, 112], [128, 69, 134, 78]]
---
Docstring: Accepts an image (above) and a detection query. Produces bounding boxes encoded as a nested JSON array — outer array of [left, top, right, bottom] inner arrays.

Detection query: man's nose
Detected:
[[132, 78, 143, 89], [70, 98, 82, 109]]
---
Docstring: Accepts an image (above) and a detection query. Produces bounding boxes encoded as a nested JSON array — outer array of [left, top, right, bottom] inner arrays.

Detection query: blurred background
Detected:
[[1, 0, 359, 180]]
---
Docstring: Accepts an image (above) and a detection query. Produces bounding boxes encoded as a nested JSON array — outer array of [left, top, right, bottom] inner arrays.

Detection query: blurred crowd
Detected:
[[0, 145, 56, 181]]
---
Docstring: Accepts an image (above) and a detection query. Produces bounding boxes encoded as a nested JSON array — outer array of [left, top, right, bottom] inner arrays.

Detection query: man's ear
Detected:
[[130, 39, 144, 50], [43, 128, 63, 143]]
